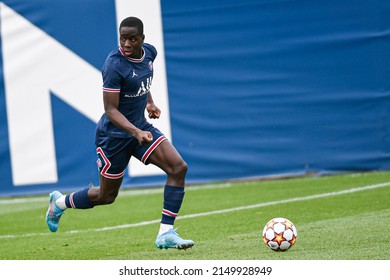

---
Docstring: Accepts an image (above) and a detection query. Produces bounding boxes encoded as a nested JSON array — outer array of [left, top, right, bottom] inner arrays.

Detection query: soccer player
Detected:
[[45, 17, 194, 250]]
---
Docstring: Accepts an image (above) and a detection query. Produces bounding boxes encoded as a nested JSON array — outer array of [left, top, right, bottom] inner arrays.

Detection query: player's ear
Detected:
[[141, 34, 145, 42]]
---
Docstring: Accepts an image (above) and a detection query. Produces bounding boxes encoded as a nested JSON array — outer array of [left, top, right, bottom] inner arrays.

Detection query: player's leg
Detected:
[[148, 140, 187, 229], [148, 140, 188, 186], [46, 137, 130, 232], [45, 176, 123, 233], [89, 175, 122, 205], [146, 140, 194, 249]]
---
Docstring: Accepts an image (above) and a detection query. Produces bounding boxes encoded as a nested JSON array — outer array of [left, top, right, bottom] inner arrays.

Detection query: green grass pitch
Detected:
[[0, 171, 390, 260]]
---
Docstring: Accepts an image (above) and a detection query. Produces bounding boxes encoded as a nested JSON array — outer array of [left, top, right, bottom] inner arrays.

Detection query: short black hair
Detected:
[[119, 17, 144, 35]]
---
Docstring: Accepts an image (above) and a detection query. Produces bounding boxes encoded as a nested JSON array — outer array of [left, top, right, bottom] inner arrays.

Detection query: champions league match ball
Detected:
[[262, 217, 297, 251]]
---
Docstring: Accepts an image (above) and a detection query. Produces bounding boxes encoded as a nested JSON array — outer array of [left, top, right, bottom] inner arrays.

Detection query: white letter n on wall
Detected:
[[1, 3, 103, 186]]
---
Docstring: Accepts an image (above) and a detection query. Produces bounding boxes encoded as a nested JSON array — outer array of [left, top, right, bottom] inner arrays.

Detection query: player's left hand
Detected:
[[146, 103, 161, 119]]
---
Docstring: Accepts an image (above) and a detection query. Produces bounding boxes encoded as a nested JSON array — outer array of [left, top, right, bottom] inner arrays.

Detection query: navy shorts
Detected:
[[95, 123, 167, 179]]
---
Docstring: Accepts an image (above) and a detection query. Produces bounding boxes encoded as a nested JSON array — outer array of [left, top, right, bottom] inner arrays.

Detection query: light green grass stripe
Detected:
[[1, 181, 389, 239]]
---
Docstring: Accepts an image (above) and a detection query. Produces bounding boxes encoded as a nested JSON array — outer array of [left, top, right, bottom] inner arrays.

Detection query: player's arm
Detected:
[[103, 91, 152, 144], [146, 91, 161, 119]]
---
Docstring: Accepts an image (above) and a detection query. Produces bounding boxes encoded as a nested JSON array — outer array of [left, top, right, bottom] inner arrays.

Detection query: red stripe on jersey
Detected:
[[103, 87, 120, 93]]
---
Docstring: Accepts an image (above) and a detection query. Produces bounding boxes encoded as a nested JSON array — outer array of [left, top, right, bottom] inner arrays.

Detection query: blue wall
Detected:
[[1, 0, 389, 196]]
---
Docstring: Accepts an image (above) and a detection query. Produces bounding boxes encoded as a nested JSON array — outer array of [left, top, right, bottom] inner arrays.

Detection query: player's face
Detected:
[[119, 26, 144, 59]]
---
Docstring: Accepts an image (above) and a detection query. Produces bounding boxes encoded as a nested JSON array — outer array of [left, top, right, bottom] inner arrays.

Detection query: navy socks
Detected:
[[65, 187, 94, 209], [161, 185, 185, 225]]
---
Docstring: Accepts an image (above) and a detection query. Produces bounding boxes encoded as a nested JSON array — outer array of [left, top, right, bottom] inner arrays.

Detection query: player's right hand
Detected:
[[137, 131, 153, 145]]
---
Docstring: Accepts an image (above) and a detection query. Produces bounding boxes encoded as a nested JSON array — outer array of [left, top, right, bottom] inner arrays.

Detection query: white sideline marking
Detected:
[[1, 181, 389, 239]]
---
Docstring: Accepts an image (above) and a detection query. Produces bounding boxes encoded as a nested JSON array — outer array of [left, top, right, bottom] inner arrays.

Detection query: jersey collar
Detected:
[[119, 47, 145, 63]]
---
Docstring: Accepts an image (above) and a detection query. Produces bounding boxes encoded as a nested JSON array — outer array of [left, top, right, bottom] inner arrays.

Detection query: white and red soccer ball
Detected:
[[262, 217, 297, 251]]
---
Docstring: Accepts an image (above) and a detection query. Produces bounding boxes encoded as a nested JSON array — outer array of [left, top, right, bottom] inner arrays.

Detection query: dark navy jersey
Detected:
[[96, 43, 157, 138]]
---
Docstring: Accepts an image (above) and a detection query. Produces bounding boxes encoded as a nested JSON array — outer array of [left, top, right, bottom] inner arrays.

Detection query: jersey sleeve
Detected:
[[102, 57, 121, 93]]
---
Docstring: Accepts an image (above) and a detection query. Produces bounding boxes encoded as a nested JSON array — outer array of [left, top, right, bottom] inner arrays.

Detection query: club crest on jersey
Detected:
[[148, 61, 153, 71]]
